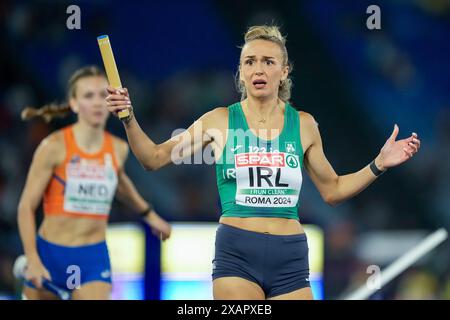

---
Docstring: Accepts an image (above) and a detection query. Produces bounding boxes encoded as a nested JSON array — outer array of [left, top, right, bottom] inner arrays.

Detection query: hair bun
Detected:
[[244, 25, 286, 45]]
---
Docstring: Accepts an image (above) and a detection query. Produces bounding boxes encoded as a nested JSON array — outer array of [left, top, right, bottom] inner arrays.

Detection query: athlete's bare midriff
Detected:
[[219, 216, 305, 235], [38, 215, 107, 246]]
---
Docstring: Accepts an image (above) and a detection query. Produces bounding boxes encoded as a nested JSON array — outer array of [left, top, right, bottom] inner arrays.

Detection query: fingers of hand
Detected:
[[410, 133, 420, 146], [106, 93, 130, 102], [406, 135, 420, 153], [44, 270, 52, 281], [106, 86, 129, 102], [403, 147, 413, 158], [106, 91, 131, 114], [106, 86, 126, 94], [413, 137, 421, 149], [404, 140, 417, 154], [106, 86, 116, 94], [408, 141, 418, 153], [107, 99, 131, 106], [31, 276, 43, 289], [105, 87, 130, 118], [107, 106, 130, 114]]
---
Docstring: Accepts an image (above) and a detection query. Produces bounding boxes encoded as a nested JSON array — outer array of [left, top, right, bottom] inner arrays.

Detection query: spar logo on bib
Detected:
[[236, 153, 285, 168]]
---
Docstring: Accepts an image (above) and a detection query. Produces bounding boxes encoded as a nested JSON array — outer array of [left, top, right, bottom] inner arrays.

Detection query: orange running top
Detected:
[[43, 125, 119, 219]]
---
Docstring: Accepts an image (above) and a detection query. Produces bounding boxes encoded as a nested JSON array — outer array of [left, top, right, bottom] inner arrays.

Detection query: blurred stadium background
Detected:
[[0, 0, 449, 299]]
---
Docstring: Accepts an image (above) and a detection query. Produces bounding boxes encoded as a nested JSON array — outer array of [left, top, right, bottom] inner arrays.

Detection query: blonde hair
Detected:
[[236, 25, 293, 102], [21, 66, 106, 123]]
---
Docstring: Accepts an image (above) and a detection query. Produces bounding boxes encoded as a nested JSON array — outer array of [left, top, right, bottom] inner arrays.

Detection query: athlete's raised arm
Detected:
[[106, 87, 223, 171], [301, 112, 421, 206]]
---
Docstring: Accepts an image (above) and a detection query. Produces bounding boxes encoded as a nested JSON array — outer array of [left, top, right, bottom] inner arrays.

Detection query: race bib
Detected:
[[64, 154, 117, 215], [235, 152, 302, 207]]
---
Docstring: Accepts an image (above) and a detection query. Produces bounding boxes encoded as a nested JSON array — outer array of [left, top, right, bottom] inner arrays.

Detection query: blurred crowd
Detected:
[[1, 0, 449, 299]]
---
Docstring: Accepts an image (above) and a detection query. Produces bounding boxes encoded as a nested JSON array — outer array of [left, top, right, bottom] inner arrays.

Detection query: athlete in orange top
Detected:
[[17, 66, 171, 300], [43, 125, 120, 219]]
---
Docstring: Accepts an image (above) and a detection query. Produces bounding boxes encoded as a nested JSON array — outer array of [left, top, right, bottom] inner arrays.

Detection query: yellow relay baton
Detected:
[[97, 35, 130, 119]]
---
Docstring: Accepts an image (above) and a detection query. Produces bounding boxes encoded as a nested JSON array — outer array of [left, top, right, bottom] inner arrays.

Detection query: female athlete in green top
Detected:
[[105, 25, 421, 300]]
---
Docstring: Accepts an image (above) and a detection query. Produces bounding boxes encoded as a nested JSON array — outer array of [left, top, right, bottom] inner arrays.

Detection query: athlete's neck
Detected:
[[72, 121, 104, 153], [244, 95, 282, 119]]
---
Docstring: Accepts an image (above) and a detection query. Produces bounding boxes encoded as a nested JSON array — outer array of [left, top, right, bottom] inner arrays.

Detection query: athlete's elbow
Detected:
[[326, 198, 341, 207], [324, 195, 337, 207], [138, 149, 161, 171], [141, 160, 157, 171], [17, 200, 27, 215], [17, 201, 34, 220], [323, 192, 343, 207], [322, 177, 343, 207], [140, 157, 164, 171]]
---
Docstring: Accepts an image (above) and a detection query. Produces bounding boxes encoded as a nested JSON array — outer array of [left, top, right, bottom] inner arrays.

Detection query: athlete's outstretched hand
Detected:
[[144, 210, 172, 241], [376, 124, 421, 170], [105, 86, 132, 118]]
